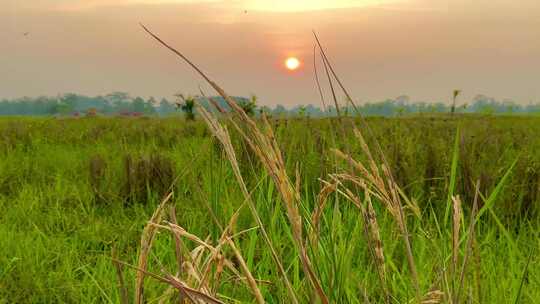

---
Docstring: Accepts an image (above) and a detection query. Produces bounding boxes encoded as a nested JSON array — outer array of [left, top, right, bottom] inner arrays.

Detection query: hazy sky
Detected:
[[1, 0, 539, 106]]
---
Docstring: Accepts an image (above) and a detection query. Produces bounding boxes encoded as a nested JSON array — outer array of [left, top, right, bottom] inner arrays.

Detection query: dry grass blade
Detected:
[[332, 150, 396, 216], [184, 246, 207, 287], [332, 149, 421, 219], [190, 60, 326, 302], [226, 239, 264, 303], [310, 181, 337, 246], [421, 290, 444, 304], [314, 31, 421, 301], [456, 181, 480, 302], [330, 176, 389, 301], [197, 81, 328, 302], [111, 246, 129, 304], [155, 220, 261, 301], [451, 195, 463, 275], [360, 284, 372, 304], [165, 274, 226, 304], [135, 192, 173, 304], [295, 163, 301, 195], [116, 258, 223, 304], [313, 45, 328, 111], [312, 44, 341, 155], [320, 44, 342, 118], [244, 114, 330, 304], [199, 246, 226, 294], [168, 205, 184, 303], [196, 103, 297, 303], [362, 181, 386, 282], [154, 223, 215, 251], [333, 140, 421, 302], [217, 203, 265, 304]]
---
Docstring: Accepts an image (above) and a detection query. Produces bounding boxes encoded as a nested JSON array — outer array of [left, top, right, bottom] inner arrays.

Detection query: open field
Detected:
[[0, 115, 539, 303]]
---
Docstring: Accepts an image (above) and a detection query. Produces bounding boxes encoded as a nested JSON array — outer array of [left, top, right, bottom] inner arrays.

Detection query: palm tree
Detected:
[[238, 95, 257, 116], [451, 89, 461, 116], [175, 93, 195, 120]]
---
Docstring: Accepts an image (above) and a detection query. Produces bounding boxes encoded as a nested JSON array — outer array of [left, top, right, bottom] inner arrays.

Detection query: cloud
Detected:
[[243, 0, 405, 12], [16, 0, 405, 12], [12, 0, 224, 11]]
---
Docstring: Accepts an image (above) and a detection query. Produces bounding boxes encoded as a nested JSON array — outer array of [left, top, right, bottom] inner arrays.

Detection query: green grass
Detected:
[[0, 115, 539, 303]]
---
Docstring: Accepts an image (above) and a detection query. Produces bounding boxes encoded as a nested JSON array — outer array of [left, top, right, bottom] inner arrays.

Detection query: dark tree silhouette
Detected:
[[175, 94, 196, 120], [451, 90, 461, 116], [238, 95, 257, 116]]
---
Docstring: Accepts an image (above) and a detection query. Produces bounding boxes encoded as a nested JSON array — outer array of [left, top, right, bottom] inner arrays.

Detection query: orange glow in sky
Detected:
[[3, 0, 540, 105], [244, 0, 393, 12]]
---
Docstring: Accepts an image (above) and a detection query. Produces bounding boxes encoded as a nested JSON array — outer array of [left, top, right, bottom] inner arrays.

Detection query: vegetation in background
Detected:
[[2, 92, 540, 117], [175, 94, 196, 121], [2, 26, 539, 303], [451, 89, 461, 116], [0, 115, 539, 303], [238, 95, 258, 117]]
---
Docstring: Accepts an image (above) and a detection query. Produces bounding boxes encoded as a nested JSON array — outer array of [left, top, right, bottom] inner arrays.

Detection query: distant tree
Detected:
[[132, 97, 147, 113], [396, 105, 407, 117], [297, 105, 307, 117], [526, 102, 540, 113], [326, 105, 338, 116], [106, 92, 130, 104], [99, 96, 114, 114], [106, 92, 131, 113], [175, 94, 196, 120], [501, 99, 517, 114], [414, 102, 428, 114], [259, 105, 271, 116], [239, 102, 255, 115], [52, 103, 73, 115], [395, 95, 411, 105], [238, 95, 257, 116], [305, 104, 322, 117], [2, 92, 540, 117], [145, 97, 157, 114], [158, 98, 175, 115], [451, 90, 461, 116], [182, 99, 195, 120], [60, 93, 78, 112], [273, 104, 287, 116]]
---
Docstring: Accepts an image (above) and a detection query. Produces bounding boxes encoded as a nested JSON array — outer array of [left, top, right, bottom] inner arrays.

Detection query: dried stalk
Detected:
[[135, 192, 173, 304]]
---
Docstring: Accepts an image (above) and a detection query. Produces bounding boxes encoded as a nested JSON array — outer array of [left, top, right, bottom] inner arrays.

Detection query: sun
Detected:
[[285, 57, 301, 71]]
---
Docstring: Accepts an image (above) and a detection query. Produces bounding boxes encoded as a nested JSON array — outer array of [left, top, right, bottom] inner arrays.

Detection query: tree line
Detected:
[[1, 92, 539, 117]]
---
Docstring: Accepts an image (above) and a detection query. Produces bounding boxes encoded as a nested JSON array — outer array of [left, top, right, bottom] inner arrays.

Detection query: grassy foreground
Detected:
[[0, 115, 539, 303]]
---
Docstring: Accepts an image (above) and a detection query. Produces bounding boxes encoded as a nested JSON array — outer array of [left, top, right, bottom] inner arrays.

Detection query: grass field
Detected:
[[0, 115, 539, 303]]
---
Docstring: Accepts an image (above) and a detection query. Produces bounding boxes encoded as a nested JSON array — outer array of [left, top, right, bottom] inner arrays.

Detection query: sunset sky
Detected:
[[1, 0, 539, 106]]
